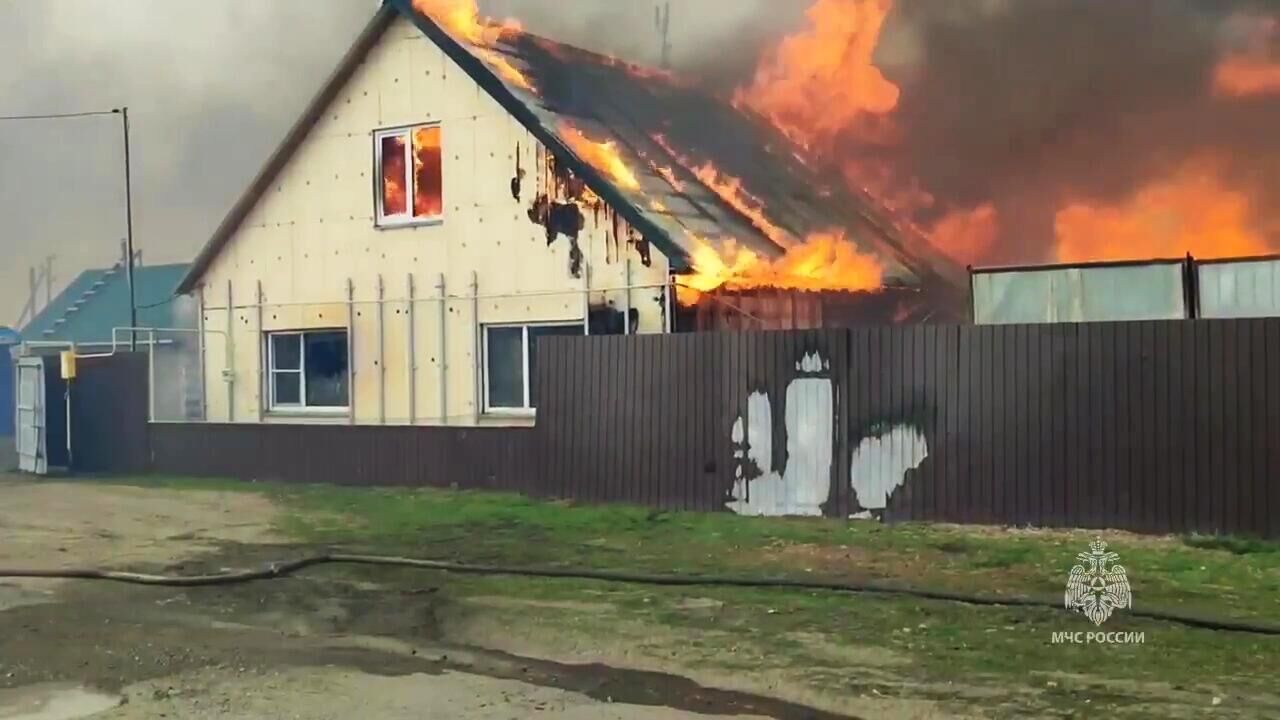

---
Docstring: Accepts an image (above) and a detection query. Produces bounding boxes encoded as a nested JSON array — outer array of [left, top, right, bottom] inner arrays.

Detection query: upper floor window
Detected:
[[375, 124, 442, 226]]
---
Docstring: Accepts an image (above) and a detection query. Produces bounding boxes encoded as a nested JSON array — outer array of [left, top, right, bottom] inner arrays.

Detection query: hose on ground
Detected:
[[3, 554, 1277, 636]]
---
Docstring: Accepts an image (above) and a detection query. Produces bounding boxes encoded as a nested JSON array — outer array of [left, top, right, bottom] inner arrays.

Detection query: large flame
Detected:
[[738, 0, 1279, 269], [410, 0, 534, 91], [559, 125, 641, 190], [678, 232, 884, 305], [928, 204, 999, 266], [1054, 156, 1269, 262], [1213, 55, 1280, 98], [735, 0, 900, 150]]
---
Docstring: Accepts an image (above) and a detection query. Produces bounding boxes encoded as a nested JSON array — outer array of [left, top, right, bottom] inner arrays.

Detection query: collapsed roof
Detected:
[[179, 0, 965, 296]]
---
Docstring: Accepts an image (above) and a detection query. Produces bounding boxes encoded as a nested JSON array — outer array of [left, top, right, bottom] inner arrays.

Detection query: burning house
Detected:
[[174, 0, 965, 426]]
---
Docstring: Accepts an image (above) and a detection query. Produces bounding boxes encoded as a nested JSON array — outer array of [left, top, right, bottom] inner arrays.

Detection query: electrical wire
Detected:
[[4, 554, 1278, 636], [0, 110, 119, 122]]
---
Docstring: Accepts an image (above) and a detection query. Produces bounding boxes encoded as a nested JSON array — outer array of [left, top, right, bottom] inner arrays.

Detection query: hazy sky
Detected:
[[0, 0, 780, 328]]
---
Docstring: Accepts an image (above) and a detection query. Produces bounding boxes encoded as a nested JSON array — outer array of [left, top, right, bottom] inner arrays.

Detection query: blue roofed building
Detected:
[[16, 260, 202, 424], [19, 261, 193, 347], [1, 327, 19, 440]]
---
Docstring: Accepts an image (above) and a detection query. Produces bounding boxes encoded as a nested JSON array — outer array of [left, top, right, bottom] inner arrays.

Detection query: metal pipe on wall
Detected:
[[582, 261, 592, 336], [346, 278, 355, 426], [665, 263, 675, 334], [437, 274, 448, 425], [623, 256, 632, 335], [376, 274, 386, 426], [202, 282, 672, 311], [65, 342, 74, 469], [470, 271, 479, 425], [196, 287, 208, 421], [255, 281, 264, 422], [407, 274, 417, 426], [226, 280, 235, 423], [149, 330, 159, 423]]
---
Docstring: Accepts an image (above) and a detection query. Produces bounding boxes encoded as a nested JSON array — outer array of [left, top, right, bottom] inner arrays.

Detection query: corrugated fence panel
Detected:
[[97, 321, 1279, 537], [69, 353, 149, 474]]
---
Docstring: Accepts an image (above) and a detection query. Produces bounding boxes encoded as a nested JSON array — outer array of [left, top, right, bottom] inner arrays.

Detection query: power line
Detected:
[[0, 109, 118, 122]]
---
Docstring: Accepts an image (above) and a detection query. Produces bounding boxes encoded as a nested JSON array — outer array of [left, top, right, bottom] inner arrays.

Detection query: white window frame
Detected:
[[482, 322, 582, 415], [265, 329, 351, 414], [373, 123, 443, 228]]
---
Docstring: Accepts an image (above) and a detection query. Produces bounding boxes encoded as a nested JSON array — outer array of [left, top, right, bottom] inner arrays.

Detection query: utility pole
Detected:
[[655, 3, 672, 70], [114, 107, 137, 350], [27, 267, 37, 326], [44, 255, 54, 307]]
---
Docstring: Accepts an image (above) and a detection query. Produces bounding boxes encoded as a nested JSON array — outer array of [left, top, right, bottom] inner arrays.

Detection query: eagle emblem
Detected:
[[1064, 539, 1132, 626]]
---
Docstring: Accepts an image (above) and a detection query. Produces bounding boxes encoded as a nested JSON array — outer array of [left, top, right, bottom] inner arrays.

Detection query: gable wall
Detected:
[[196, 15, 671, 426]]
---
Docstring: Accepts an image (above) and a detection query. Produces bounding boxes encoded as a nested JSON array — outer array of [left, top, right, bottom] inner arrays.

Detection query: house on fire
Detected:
[[174, 0, 964, 426]]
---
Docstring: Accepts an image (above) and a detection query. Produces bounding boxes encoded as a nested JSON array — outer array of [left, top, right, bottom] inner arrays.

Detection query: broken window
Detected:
[[266, 330, 350, 411], [483, 323, 583, 412], [375, 125, 443, 225]]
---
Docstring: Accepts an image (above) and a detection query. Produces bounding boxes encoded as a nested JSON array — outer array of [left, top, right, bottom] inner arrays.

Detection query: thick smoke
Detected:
[[498, 0, 1280, 265], [876, 0, 1280, 263], [5, 0, 1277, 324], [482, 0, 788, 86]]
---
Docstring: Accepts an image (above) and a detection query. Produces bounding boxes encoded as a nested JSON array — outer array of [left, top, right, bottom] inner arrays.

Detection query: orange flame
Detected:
[[736, 0, 900, 150], [678, 232, 884, 305], [1054, 156, 1269, 262], [559, 125, 641, 190], [651, 133, 792, 247], [690, 163, 792, 247], [1213, 55, 1280, 98], [410, 0, 534, 92], [928, 204, 999, 266], [653, 165, 684, 192]]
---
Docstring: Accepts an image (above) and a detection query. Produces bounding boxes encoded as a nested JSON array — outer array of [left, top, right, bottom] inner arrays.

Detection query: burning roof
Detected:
[[180, 0, 966, 302], [397, 0, 966, 302]]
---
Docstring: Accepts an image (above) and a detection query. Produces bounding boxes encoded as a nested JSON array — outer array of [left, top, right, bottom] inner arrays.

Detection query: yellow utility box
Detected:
[[60, 350, 77, 380]]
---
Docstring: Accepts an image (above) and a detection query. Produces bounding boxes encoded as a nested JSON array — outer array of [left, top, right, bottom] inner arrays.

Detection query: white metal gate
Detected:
[[15, 358, 47, 475]]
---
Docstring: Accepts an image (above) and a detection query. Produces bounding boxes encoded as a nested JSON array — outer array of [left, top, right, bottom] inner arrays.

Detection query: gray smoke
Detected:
[[0, 0, 374, 325], [5, 0, 1275, 327], [0, 0, 782, 325], [822, 0, 1280, 263]]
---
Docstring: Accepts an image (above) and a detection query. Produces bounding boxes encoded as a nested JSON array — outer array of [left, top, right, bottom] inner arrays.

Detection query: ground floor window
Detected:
[[266, 330, 349, 411], [484, 323, 582, 412]]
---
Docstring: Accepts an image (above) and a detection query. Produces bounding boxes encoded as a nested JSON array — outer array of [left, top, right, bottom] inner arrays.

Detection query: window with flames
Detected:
[[375, 124, 443, 226]]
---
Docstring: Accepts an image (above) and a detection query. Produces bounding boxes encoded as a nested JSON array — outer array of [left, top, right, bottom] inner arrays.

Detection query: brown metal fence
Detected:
[[149, 423, 535, 491], [67, 353, 149, 474], [532, 321, 1279, 536], [73, 320, 1280, 537]]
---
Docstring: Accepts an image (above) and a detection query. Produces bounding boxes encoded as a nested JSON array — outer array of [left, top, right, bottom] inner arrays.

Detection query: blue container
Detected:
[[0, 327, 18, 437]]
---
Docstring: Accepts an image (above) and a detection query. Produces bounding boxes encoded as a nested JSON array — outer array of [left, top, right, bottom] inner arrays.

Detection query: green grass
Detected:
[[82, 475, 1280, 718], [97, 475, 1280, 623]]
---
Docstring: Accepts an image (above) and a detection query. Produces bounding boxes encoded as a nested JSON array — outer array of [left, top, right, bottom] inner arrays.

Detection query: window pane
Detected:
[[379, 134, 408, 217], [304, 332, 350, 408], [527, 325, 583, 408], [412, 126, 443, 218], [271, 334, 302, 371], [486, 327, 525, 409], [273, 372, 301, 406]]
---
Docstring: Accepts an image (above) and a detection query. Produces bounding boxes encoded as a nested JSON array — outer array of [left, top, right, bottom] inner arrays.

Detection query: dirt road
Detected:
[[0, 476, 837, 720]]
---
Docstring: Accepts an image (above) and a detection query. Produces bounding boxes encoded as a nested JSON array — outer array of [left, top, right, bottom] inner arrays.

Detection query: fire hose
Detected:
[[3, 554, 1278, 636]]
